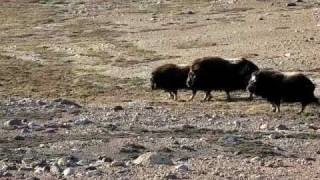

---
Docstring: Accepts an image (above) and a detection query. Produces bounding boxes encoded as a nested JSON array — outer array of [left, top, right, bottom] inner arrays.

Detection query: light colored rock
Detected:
[[259, 123, 268, 130], [63, 168, 74, 177], [50, 165, 60, 175], [175, 164, 190, 171], [3, 119, 22, 129], [74, 118, 93, 126], [133, 152, 173, 166], [110, 161, 126, 167]]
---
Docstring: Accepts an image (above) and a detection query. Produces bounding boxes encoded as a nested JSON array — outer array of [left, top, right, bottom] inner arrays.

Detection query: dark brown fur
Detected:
[[247, 70, 318, 113], [151, 64, 190, 100], [186, 56, 259, 101]]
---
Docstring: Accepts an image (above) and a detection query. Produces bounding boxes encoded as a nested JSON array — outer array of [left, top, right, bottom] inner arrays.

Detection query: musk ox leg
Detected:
[[202, 91, 212, 102], [168, 92, 174, 100], [298, 103, 307, 114], [172, 90, 178, 101], [225, 91, 231, 101], [248, 93, 254, 101], [188, 90, 197, 101]]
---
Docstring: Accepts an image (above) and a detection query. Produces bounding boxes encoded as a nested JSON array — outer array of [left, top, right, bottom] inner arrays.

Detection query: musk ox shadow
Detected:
[[186, 56, 259, 101], [247, 70, 319, 113]]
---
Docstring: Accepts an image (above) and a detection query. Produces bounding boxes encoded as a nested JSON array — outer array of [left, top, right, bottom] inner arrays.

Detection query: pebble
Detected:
[[113, 105, 124, 111], [74, 118, 93, 125], [287, 2, 297, 6], [110, 161, 126, 167], [86, 170, 102, 177], [269, 133, 282, 139], [163, 172, 178, 179], [63, 168, 74, 177], [4, 119, 22, 129], [133, 152, 173, 166], [14, 135, 25, 140], [275, 124, 288, 131], [175, 164, 190, 171], [50, 165, 61, 175], [259, 123, 268, 130]]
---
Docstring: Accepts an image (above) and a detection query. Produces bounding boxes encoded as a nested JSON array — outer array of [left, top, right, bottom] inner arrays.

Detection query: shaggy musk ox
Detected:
[[247, 70, 319, 113], [151, 64, 190, 100], [186, 56, 259, 101]]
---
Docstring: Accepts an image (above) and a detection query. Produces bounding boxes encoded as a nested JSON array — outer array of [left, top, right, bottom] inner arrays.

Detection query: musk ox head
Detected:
[[186, 63, 201, 88], [236, 58, 259, 80], [247, 71, 259, 94]]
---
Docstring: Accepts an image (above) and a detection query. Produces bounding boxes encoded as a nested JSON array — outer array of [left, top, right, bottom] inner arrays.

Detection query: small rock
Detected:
[[120, 143, 145, 153], [34, 166, 48, 174], [110, 161, 126, 167], [219, 135, 242, 145], [3, 119, 22, 129], [175, 164, 190, 171], [74, 118, 93, 126], [269, 133, 282, 139], [287, 2, 297, 6], [284, 53, 291, 57], [50, 165, 61, 175], [233, 120, 241, 128], [250, 156, 261, 163], [259, 123, 268, 130], [54, 98, 81, 108], [133, 152, 173, 166], [1, 171, 12, 177], [14, 135, 25, 141], [187, 10, 194, 14], [63, 168, 74, 177], [28, 122, 43, 131], [275, 124, 288, 131], [113, 105, 124, 111], [86, 170, 102, 177], [163, 172, 178, 179], [57, 158, 67, 167], [44, 128, 57, 133], [98, 156, 113, 162], [76, 160, 90, 166], [39, 144, 45, 148]]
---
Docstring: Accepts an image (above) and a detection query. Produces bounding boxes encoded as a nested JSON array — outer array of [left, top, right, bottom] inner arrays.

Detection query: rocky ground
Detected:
[[1, 0, 320, 179]]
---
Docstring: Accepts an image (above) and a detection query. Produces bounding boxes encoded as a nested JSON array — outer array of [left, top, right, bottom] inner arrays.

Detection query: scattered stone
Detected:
[[233, 120, 241, 128], [28, 122, 43, 131], [275, 124, 288, 131], [113, 105, 124, 111], [50, 165, 61, 175], [57, 157, 68, 167], [175, 164, 190, 171], [110, 161, 126, 167], [14, 135, 25, 141], [34, 166, 48, 174], [133, 152, 173, 166], [163, 172, 178, 179], [74, 118, 93, 126], [54, 98, 82, 108], [98, 156, 113, 162], [187, 10, 194, 15], [287, 2, 297, 6], [250, 156, 262, 163], [39, 144, 45, 148], [0, 171, 12, 177], [120, 143, 146, 153], [76, 160, 90, 166], [3, 119, 22, 129], [63, 168, 74, 177], [86, 170, 102, 177], [284, 53, 291, 57], [260, 123, 268, 130], [219, 135, 242, 145], [269, 133, 282, 139], [44, 128, 57, 133]]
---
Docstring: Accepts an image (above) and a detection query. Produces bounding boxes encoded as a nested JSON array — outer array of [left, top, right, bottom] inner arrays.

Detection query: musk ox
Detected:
[[186, 56, 259, 101], [247, 70, 318, 113], [151, 64, 190, 100]]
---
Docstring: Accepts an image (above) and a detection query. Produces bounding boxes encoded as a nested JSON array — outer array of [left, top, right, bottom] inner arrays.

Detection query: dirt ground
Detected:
[[0, 0, 320, 179]]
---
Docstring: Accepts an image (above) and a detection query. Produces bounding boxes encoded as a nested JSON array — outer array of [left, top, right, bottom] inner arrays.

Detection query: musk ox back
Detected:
[[247, 70, 318, 113], [186, 56, 259, 101], [151, 64, 189, 100]]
